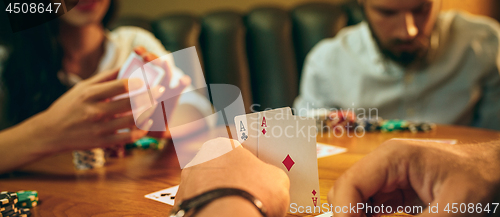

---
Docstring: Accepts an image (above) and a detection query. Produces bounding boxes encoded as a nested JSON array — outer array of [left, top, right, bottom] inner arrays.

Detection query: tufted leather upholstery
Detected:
[[199, 11, 253, 112], [291, 3, 348, 82], [114, 2, 361, 112], [110, 16, 152, 32], [245, 7, 298, 111]]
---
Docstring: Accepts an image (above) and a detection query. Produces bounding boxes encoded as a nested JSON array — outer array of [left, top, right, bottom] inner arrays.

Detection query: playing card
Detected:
[[114, 52, 165, 100], [144, 185, 179, 206], [315, 212, 333, 217], [234, 107, 292, 156], [257, 112, 320, 208], [234, 113, 259, 155], [317, 143, 347, 158], [392, 138, 457, 145]]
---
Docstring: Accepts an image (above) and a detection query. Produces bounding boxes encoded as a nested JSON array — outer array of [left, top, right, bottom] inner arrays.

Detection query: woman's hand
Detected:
[[132, 46, 194, 139], [30, 68, 161, 153], [0, 54, 168, 173], [175, 138, 290, 217]]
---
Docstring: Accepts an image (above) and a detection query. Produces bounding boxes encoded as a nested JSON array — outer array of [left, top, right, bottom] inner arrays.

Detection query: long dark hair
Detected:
[[1, 0, 117, 126]]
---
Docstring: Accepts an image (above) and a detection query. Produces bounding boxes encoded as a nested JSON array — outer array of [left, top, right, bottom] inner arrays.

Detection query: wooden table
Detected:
[[1, 125, 499, 217]]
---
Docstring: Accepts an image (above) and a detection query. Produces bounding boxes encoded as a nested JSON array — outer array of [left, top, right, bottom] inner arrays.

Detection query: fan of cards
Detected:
[[72, 52, 166, 170], [234, 107, 321, 208], [114, 52, 165, 100]]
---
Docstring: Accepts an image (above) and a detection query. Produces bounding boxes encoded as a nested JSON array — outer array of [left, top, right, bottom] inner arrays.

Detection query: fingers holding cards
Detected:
[[234, 107, 321, 209], [234, 107, 293, 156]]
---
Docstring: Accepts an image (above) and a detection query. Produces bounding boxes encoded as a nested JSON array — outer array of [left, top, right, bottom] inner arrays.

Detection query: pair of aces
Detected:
[[234, 107, 321, 208]]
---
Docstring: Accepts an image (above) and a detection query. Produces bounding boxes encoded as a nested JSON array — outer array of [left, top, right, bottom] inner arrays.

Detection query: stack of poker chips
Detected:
[[355, 118, 384, 133], [380, 119, 410, 132], [72, 148, 105, 170], [104, 145, 127, 158], [408, 122, 436, 133], [305, 109, 357, 131], [16, 191, 38, 209], [325, 111, 356, 130], [127, 137, 165, 150], [0, 191, 33, 217], [74, 137, 165, 170], [380, 120, 436, 133], [123, 137, 166, 151], [354, 118, 436, 133], [304, 109, 331, 130]]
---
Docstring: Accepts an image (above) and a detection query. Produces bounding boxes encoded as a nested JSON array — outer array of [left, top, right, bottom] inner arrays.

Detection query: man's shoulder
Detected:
[[444, 11, 500, 42], [308, 22, 369, 60]]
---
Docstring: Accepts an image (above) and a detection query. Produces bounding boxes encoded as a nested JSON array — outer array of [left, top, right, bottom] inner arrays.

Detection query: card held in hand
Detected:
[[234, 107, 292, 156], [257, 110, 321, 210], [114, 52, 165, 100]]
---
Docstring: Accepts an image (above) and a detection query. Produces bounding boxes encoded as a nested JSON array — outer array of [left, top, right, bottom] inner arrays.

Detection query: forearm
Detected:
[[0, 112, 54, 174], [195, 196, 262, 217]]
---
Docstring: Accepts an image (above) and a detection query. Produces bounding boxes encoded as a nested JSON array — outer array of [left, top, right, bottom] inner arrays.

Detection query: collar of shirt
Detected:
[[358, 13, 454, 78]]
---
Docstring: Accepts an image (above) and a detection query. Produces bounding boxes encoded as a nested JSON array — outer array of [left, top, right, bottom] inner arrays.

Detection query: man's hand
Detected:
[[175, 138, 290, 217], [329, 139, 500, 217]]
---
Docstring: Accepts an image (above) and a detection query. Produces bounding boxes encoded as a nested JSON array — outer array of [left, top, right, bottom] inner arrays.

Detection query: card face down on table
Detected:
[[235, 107, 321, 208]]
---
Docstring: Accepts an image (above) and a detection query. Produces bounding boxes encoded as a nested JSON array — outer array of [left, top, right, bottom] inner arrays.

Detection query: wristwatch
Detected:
[[169, 188, 267, 217]]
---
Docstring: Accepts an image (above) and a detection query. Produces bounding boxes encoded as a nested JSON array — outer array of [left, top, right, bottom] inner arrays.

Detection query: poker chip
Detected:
[[76, 137, 164, 170], [355, 118, 383, 133], [408, 122, 436, 133], [19, 208, 30, 216], [0, 204, 15, 213], [73, 148, 105, 170], [134, 137, 160, 150], [16, 191, 37, 209], [307, 109, 438, 134], [306, 109, 358, 132], [104, 145, 127, 158], [0, 191, 32, 217], [304, 109, 330, 131], [0, 209, 16, 217], [351, 118, 436, 134], [326, 111, 356, 129], [0, 195, 10, 206], [0, 192, 17, 206], [125, 137, 165, 150], [381, 120, 410, 133]]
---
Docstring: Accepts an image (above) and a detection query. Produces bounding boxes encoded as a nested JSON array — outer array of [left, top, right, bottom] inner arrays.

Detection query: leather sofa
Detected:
[[110, 2, 364, 112]]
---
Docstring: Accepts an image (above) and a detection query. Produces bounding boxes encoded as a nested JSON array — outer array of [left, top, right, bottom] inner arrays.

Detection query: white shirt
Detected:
[[294, 11, 500, 130]]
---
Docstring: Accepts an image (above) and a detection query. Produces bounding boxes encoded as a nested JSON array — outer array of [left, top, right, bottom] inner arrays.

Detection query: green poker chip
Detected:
[[16, 191, 38, 208], [16, 191, 37, 202], [134, 137, 160, 150], [381, 120, 409, 132]]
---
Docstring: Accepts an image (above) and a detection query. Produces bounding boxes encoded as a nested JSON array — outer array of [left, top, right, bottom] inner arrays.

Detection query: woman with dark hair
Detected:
[[0, 0, 213, 173]]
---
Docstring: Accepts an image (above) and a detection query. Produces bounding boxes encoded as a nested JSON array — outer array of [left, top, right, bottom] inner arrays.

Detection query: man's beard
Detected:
[[366, 20, 429, 67], [381, 47, 420, 66]]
